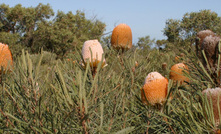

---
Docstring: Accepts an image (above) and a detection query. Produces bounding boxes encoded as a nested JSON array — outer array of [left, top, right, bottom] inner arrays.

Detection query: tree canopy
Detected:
[[0, 3, 106, 58], [163, 10, 221, 51], [1, 4, 221, 58]]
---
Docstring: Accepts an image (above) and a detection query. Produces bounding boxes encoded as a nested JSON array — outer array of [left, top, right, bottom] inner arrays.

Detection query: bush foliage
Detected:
[[1, 3, 221, 134]]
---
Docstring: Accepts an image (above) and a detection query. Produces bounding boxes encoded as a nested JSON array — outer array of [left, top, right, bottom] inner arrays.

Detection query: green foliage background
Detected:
[[0, 3, 221, 134], [0, 3, 105, 59]]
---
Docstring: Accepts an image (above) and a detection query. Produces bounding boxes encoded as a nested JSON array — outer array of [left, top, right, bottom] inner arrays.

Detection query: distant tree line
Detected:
[[1, 3, 221, 58], [0, 3, 106, 58], [138, 10, 221, 53]]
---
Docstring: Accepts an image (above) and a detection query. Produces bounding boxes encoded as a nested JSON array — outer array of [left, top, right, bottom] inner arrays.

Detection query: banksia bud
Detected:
[[202, 87, 221, 126], [180, 53, 185, 57], [175, 53, 185, 63], [169, 63, 189, 84], [175, 56, 180, 62], [0, 43, 13, 73], [141, 72, 168, 105], [162, 63, 167, 71], [82, 39, 106, 68], [196, 30, 215, 57], [132, 61, 138, 73], [111, 23, 132, 51], [201, 35, 220, 72], [135, 61, 139, 67]]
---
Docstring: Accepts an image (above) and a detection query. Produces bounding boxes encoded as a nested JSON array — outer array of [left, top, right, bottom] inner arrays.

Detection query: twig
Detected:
[[123, 111, 128, 129], [108, 96, 117, 132], [164, 117, 175, 134], [4, 87, 28, 122], [145, 121, 150, 134], [78, 103, 88, 134], [0, 108, 15, 128], [4, 87, 37, 133], [99, 84, 120, 99]]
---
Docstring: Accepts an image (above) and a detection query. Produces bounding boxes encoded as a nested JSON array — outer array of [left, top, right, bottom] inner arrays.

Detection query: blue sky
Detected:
[[1, 0, 221, 44]]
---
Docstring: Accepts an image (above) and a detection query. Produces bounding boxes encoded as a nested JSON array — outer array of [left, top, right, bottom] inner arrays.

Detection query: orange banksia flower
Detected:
[[169, 63, 189, 84], [141, 72, 168, 105], [0, 43, 13, 73], [111, 23, 132, 51]]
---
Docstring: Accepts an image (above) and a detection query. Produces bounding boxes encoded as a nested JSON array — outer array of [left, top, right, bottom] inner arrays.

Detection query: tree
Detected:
[[163, 10, 221, 50], [137, 36, 155, 50], [34, 10, 106, 58], [0, 3, 54, 56], [0, 3, 106, 58], [163, 19, 181, 43], [101, 34, 111, 49], [180, 10, 221, 39], [156, 39, 167, 49]]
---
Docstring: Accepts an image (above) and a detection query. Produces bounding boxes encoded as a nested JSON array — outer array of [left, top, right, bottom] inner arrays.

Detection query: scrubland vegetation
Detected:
[[1, 3, 221, 134]]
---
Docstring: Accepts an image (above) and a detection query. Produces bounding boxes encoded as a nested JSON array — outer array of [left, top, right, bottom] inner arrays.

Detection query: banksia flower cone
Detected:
[[141, 72, 168, 105], [82, 39, 106, 68], [196, 30, 215, 57], [202, 87, 221, 126], [0, 43, 13, 73], [111, 23, 132, 51], [169, 63, 189, 84], [201, 35, 220, 72]]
